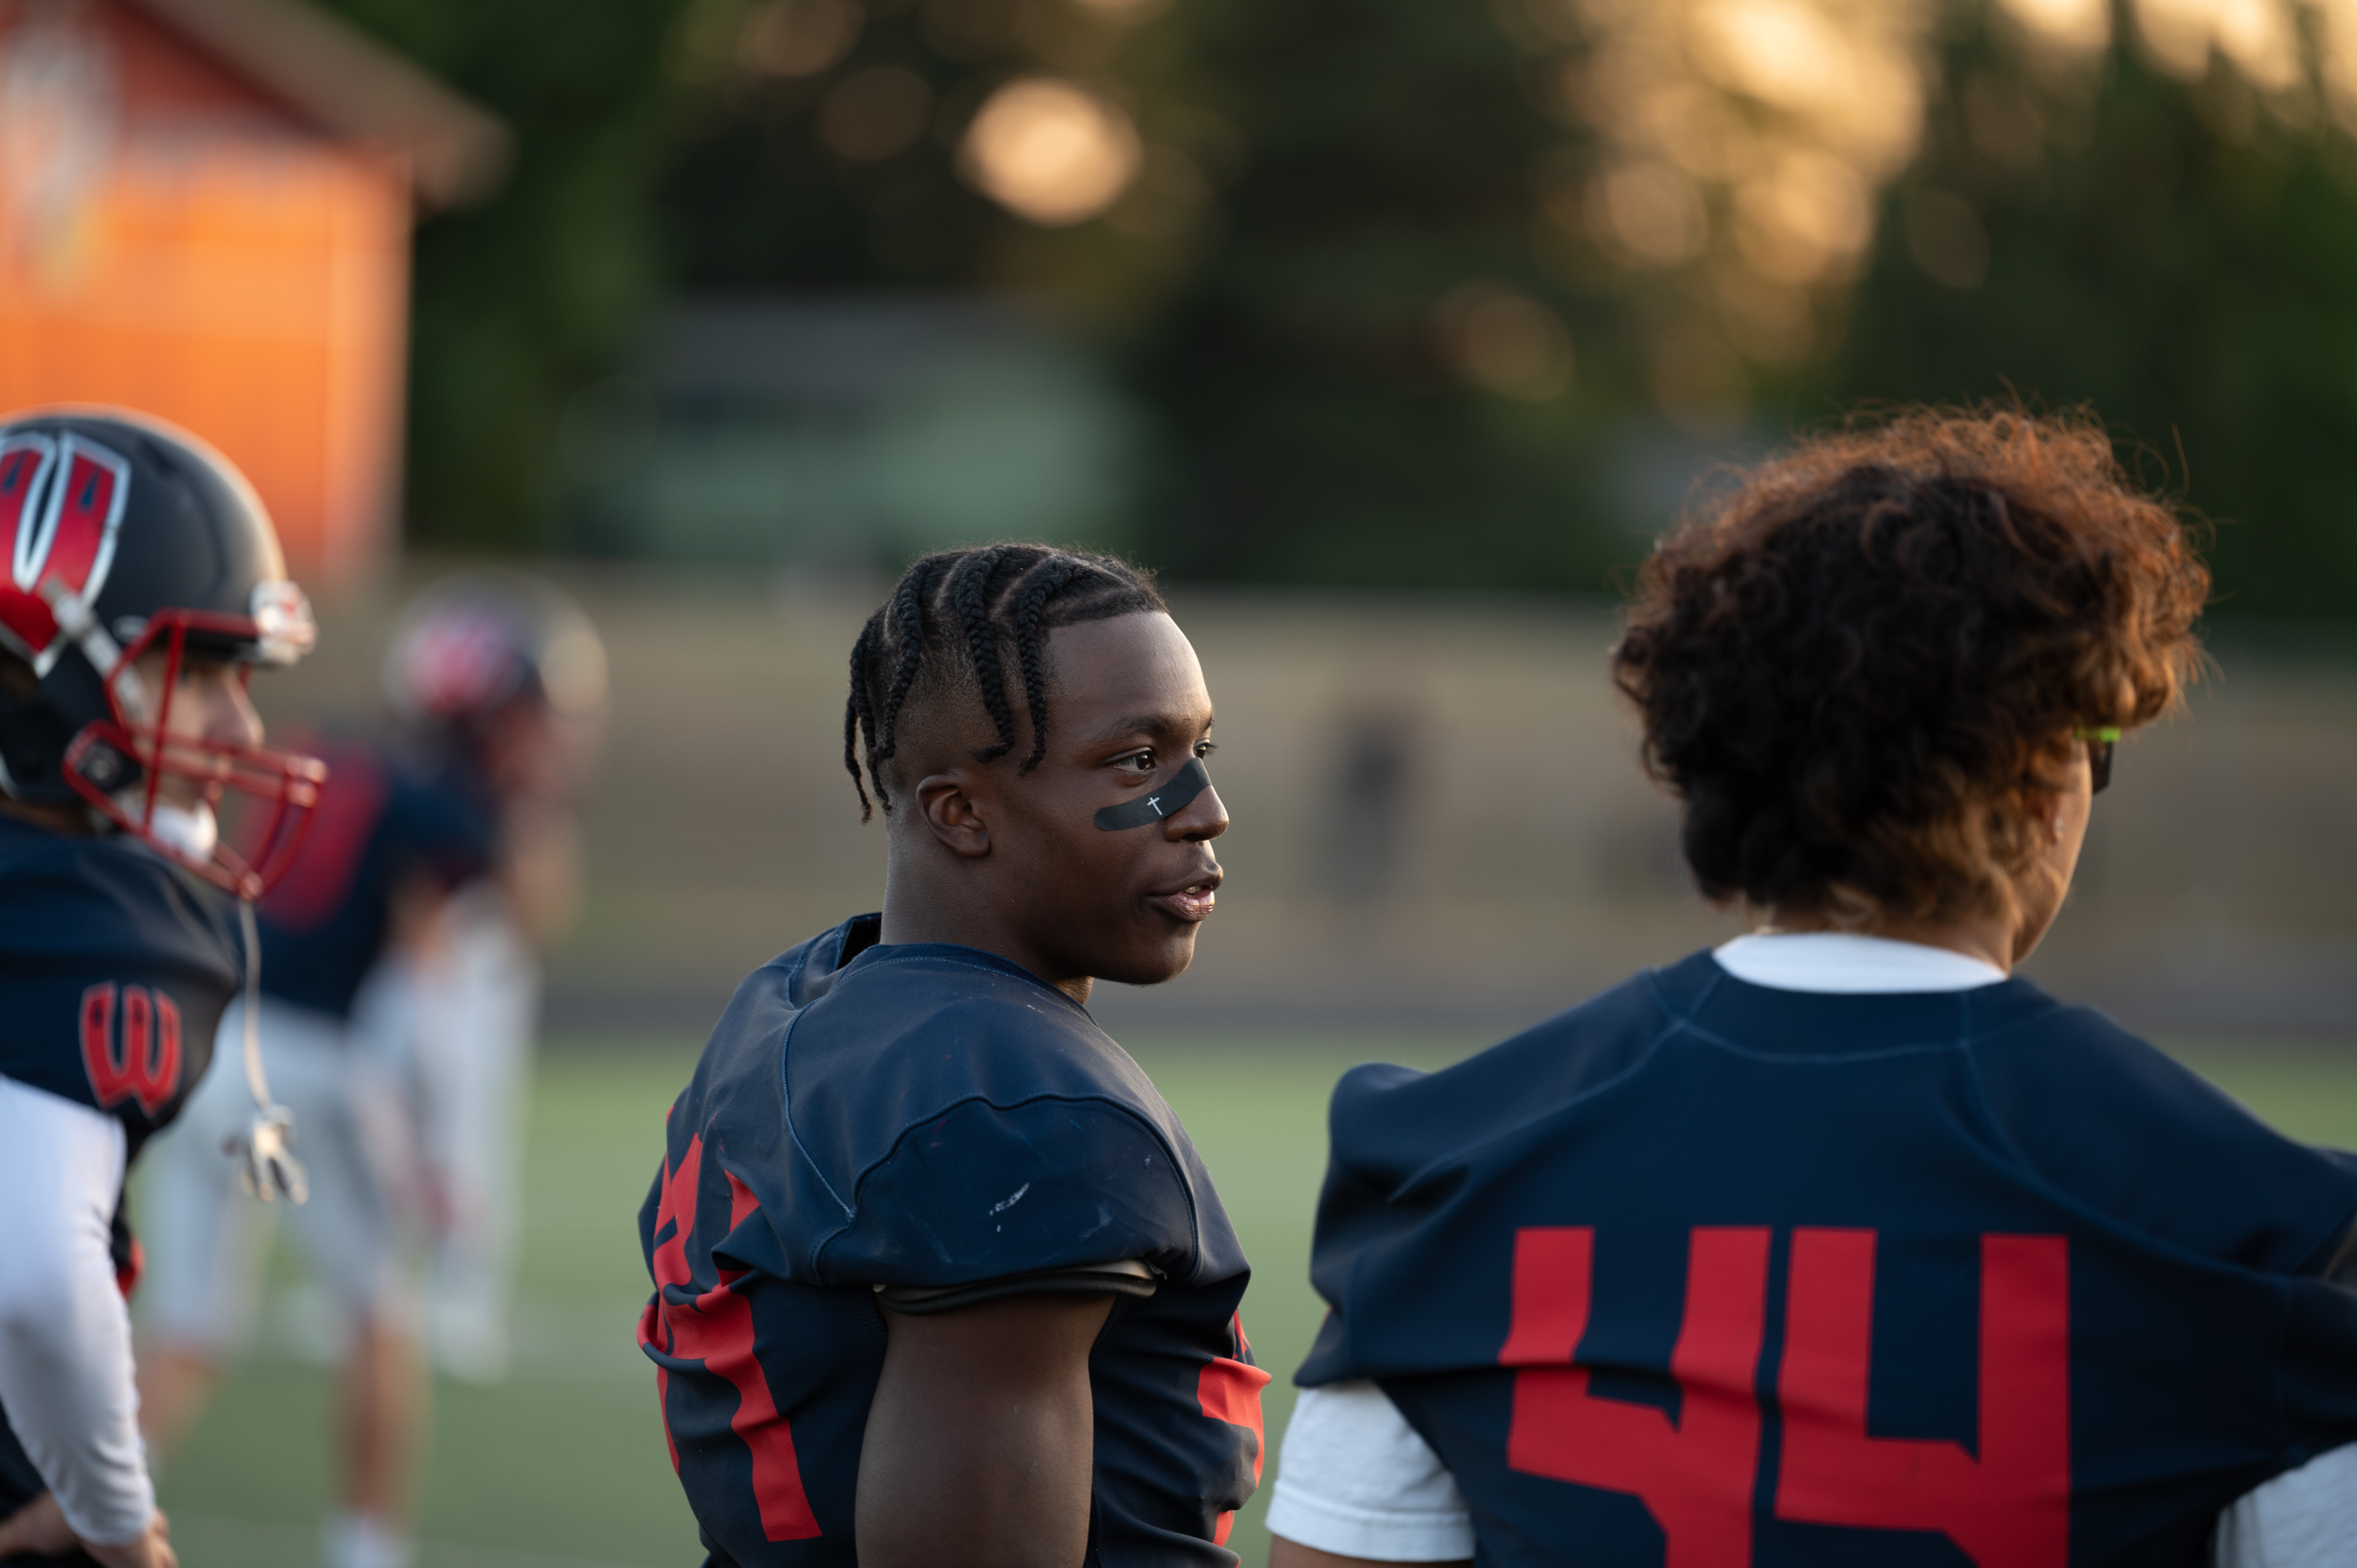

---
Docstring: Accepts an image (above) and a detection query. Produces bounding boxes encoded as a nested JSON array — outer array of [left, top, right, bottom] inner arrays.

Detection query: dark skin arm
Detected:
[[856, 1292, 1115, 1568]]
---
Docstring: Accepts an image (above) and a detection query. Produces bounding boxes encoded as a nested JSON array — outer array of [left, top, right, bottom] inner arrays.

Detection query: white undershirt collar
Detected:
[[1711, 931, 2009, 994]]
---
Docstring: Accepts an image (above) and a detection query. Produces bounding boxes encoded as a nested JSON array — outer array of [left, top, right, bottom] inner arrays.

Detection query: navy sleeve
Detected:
[[818, 1097, 1200, 1291], [1299, 973, 1678, 1387], [1319, 974, 1674, 1205], [1970, 1010, 2357, 1276]]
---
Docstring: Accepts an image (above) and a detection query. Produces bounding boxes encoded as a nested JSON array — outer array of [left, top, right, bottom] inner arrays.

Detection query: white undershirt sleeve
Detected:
[[1265, 1380, 1476, 1562], [0, 1076, 154, 1545], [2215, 1443, 2357, 1567]]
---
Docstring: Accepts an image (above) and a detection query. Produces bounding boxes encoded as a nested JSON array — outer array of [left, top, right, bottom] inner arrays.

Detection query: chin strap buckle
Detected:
[[226, 1102, 309, 1205], [37, 578, 150, 723]]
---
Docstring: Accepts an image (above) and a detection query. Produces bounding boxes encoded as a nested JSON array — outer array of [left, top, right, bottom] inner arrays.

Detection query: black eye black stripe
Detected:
[[1095, 757, 1210, 831]]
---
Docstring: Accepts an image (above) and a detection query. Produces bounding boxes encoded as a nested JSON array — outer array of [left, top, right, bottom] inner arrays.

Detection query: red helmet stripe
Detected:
[[42, 447, 125, 602], [0, 433, 58, 660], [0, 433, 130, 669]]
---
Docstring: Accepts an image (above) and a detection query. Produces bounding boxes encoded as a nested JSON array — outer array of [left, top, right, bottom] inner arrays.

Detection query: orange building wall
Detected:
[[0, 0, 412, 592]]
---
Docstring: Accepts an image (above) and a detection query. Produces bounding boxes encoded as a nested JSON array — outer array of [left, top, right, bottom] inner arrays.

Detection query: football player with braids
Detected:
[[0, 408, 324, 1568], [137, 573, 604, 1568], [1265, 410, 2357, 1568], [638, 545, 1267, 1567]]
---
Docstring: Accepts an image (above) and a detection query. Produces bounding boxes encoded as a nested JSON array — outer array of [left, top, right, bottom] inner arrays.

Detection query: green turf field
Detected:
[[149, 1033, 2357, 1568]]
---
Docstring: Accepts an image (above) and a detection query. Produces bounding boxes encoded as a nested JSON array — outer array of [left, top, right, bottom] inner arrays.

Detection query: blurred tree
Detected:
[[649, 0, 1657, 590], [310, 0, 689, 551], [322, 0, 2357, 618], [1499, 0, 2357, 619], [1827, 19, 2357, 619], [655, 0, 1221, 318], [1125, 0, 1638, 589], [657, 0, 995, 293]]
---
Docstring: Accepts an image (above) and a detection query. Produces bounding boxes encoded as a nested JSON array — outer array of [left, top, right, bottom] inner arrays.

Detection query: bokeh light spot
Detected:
[[1691, 0, 1851, 114], [1997, 0, 2111, 54], [958, 76, 1142, 227], [2134, 0, 2301, 89], [735, 0, 864, 78]]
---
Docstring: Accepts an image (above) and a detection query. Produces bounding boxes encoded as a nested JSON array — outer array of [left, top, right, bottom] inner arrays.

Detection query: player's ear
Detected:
[[914, 769, 991, 858], [2017, 783, 2063, 846]]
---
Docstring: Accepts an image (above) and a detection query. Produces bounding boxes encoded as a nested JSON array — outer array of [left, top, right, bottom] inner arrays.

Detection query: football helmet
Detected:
[[383, 570, 607, 732], [0, 407, 326, 899]]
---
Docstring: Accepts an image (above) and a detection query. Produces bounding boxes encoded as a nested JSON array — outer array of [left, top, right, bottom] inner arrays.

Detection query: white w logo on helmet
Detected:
[[0, 429, 130, 674]]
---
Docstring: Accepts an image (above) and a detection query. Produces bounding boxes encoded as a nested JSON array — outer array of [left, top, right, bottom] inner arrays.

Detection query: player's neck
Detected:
[[878, 872, 1094, 1007], [1761, 909, 2016, 975]]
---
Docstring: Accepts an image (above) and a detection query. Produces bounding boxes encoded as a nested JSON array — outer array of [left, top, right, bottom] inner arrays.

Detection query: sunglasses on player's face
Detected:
[[2073, 726, 2120, 794]]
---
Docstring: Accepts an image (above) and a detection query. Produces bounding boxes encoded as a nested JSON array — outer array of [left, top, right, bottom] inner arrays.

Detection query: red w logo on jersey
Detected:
[[0, 430, 132, 674], [80, 981, 183, 1116]]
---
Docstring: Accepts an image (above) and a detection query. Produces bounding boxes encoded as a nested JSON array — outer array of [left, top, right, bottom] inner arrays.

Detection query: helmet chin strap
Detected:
[[44, 580, 157, 839], [37, 578, 147, 722], [41, 581, 308, 1203], [228, 896, 308, 1205]]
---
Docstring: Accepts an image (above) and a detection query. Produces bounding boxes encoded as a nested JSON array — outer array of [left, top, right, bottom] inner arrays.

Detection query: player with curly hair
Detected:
[[638, 545, 1265, 1568], [1265, 410, 2357, 1568]]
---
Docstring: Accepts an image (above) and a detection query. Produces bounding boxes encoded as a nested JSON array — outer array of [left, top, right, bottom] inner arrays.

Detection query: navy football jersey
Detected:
[[638, 916, 1266, 1568], [0, 810, 243, 1534], [1298, 952, 2357, 1568], [0, 813, 238, 1153], [256, 737, 495, 1019]]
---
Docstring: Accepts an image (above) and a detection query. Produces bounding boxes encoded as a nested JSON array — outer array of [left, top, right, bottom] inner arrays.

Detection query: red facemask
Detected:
[[59, 602, 327, 900]]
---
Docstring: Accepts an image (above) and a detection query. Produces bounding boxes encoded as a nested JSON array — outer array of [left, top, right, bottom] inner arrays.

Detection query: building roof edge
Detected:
[[125, 0, 511, 207]]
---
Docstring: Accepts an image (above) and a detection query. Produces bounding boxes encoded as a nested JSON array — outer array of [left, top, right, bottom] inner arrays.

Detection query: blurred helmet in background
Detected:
[[0, 405, 323, 896], [383, 571, 606, 797]]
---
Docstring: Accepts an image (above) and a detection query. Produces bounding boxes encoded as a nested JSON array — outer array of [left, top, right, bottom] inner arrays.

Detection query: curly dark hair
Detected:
[[1611, 408, 2210, 930], [844, 544, 1168, 821]]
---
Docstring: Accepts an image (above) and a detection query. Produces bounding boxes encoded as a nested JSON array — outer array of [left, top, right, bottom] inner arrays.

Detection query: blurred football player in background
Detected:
[[0, 408, 322, 1568], [373, 574, 606, 1386], [137, 573, 604, 1568]]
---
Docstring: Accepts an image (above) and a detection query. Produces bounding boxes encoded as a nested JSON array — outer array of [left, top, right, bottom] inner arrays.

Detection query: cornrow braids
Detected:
[[858, 556, 947, 818], [1007, 553, 1085, 772], [947, 549, 1021, 765], [843, 544, 1168, 821], [842, 621, 878, 819]]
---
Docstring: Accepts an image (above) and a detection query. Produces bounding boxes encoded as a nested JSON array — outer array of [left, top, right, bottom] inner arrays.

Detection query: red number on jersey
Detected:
[[638, 1131, 822, 1542], [1497, 1224, 2070, 1568], [1774, 1229, 2070, 1568], [1198, 1312, 1273, 1545], [1500, 1226, 1771, 1568]]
